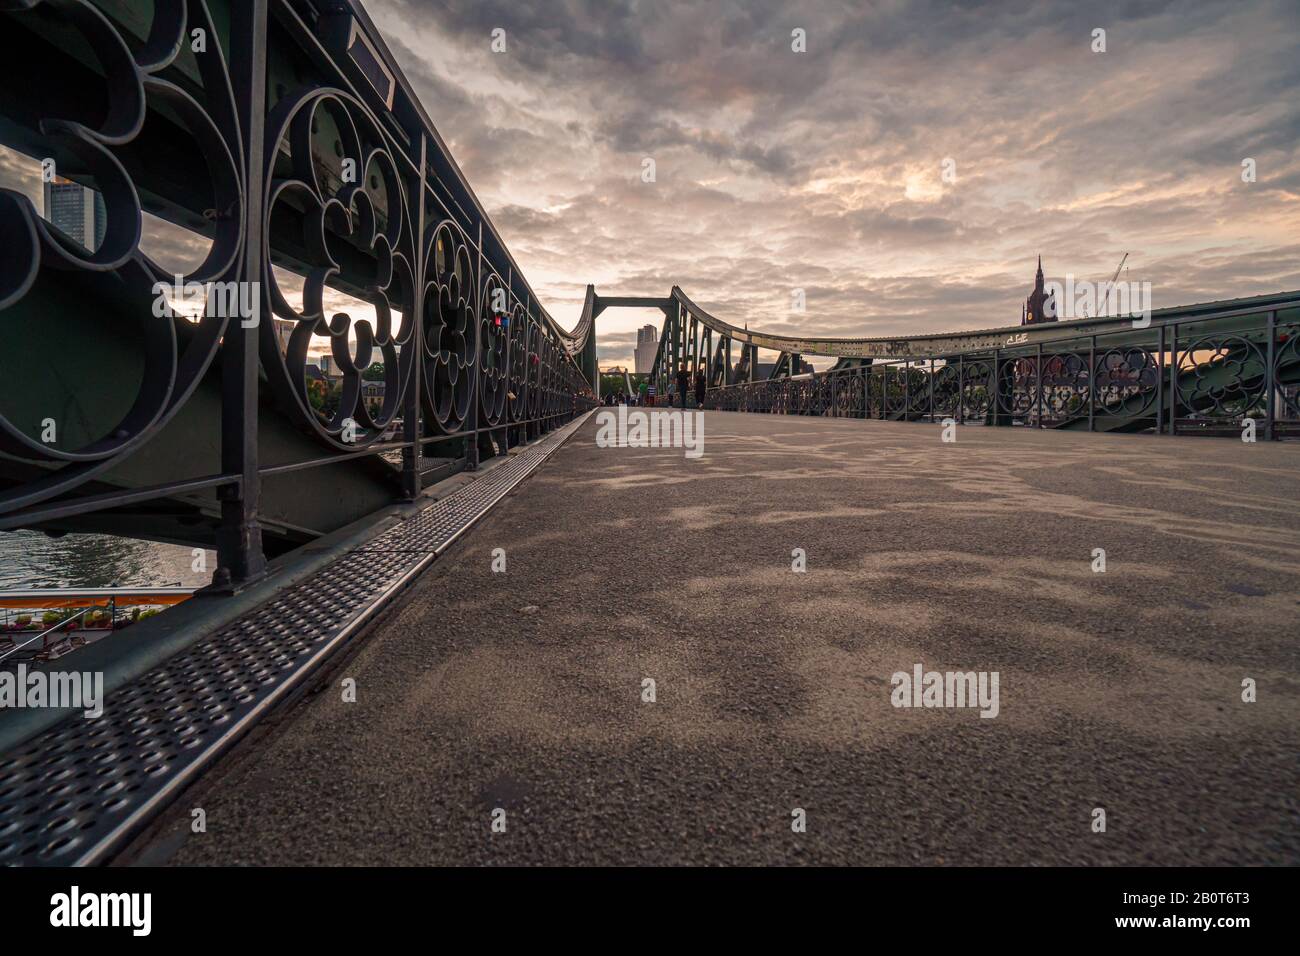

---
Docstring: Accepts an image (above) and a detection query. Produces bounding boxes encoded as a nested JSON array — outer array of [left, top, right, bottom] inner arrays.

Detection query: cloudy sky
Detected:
[[1, 0, 1295, 371], [370, 0, 1300, 367]]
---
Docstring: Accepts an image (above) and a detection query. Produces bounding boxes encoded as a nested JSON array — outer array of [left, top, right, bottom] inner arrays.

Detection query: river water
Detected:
[[0, 530, 213, 592]]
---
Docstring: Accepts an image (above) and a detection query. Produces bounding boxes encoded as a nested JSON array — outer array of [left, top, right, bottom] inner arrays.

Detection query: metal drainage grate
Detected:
[[0, 413, 591, 866]]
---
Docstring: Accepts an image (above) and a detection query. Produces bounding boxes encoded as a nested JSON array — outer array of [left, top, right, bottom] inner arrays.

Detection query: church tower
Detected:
[[1021, 256, 1057, 325]]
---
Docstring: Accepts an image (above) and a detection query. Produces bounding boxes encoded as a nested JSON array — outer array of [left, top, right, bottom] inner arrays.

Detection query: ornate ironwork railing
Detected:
[[0, 0, 595, 588], [703, 300, 1300, 438]]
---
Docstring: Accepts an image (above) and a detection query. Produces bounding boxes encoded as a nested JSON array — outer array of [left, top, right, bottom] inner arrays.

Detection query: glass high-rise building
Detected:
[[633, 323, 658, 374], [43, 176, 106, 251]]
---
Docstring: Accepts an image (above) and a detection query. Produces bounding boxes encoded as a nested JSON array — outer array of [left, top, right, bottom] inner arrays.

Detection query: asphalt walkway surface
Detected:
[[136, 412, 1300, 865]]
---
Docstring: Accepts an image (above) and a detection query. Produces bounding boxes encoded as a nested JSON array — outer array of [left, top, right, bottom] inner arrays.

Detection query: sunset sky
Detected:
[[2, 0, 1296, 371], [371, 0, 1299, 367]]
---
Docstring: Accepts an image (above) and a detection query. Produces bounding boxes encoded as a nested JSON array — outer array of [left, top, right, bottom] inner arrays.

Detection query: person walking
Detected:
[[694, 370, 706, 409], [676, 366, 688, 410], [638, 379, 648, 407]]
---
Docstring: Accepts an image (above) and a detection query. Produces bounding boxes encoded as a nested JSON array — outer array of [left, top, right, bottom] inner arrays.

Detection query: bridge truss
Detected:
[[627, 287, 1300, 439]]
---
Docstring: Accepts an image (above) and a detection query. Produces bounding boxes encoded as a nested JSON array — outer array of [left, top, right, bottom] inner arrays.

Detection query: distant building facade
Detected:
[[43, 177, 106, 250], [633, 324, 658, 373], [313, 354, 344, 379], [362, 380, 385, 414], [274, 318, 295, 353]]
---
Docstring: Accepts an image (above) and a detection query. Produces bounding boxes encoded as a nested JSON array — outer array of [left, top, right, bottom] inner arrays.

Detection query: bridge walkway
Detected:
[[127, 413, 1300, 865]]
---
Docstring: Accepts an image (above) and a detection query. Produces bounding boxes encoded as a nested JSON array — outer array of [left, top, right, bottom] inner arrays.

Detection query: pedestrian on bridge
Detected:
[[638, 379, 648, 407], [676, 367, 688, 409], [695, 370, 706, 409]]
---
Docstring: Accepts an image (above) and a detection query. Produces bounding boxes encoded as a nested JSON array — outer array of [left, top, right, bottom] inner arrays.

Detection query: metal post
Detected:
[[928, 356, 935, 422], [500, 299, 510, 455], [527, 293, 538, 443], [958, 354, 965, 425], [214, 0, 269, 590], [1168, 322, 1178, 436], [1265, 310, 1276, 440], [903, 362, 909, 422], [1155, 327, 1163, 435], [991, 349, 1002, 426], [1035, 342, 1043, 428], [402, 134, 427, 497], [702, 325, 711, 386], [695, 317, 703, 380], [673, 308, 680, 390], [679, 307, 688, 385], [686, 315, 696, 381], [469, 223, 482, 469], [1088, 334, 1096, 433]]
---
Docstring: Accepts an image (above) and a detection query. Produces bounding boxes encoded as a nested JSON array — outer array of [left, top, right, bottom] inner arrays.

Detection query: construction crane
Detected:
[[1098, 252, 1129, 316]]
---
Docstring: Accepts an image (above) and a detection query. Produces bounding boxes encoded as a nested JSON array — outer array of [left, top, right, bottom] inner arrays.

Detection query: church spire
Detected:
[[1022, 255, 1057, 326]]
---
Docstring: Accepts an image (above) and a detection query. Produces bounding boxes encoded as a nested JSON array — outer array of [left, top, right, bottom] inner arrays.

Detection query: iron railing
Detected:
[[0, 0, 596, 588], [704, 301, 1300, 438]]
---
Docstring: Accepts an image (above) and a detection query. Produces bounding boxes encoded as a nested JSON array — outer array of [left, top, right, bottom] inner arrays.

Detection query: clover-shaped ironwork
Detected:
[[0, 0, 244, 514], [1095, 347, 1158, 417], [421, 221, 477, 433], [1176, 335, 1266, 419], [479, 272, 510, 427], [261, 87, 415, 449]]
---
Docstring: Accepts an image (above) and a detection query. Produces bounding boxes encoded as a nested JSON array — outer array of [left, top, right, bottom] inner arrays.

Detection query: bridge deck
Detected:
[[132, 413, 1300, 865]]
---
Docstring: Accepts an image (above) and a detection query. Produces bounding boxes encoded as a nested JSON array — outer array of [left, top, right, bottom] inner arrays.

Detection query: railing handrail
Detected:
[[706, 300, 1298, 392], [670, 286, 1300, 361]]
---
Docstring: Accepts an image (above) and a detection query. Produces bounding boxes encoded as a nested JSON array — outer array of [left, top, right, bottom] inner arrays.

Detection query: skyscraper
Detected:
[[43, 177, 106, 251], [633, 323, 658, 373]]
